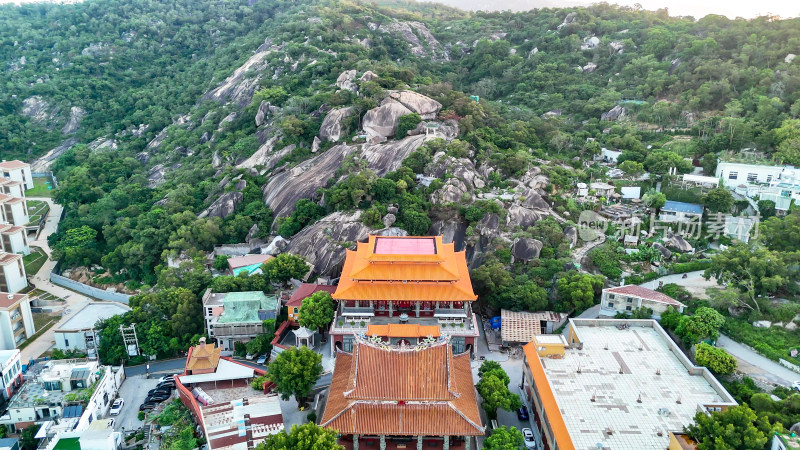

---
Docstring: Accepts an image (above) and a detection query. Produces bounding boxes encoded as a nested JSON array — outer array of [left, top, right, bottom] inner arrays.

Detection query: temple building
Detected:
[[321, 336, 483, 449], [330, 235, 479, 355]]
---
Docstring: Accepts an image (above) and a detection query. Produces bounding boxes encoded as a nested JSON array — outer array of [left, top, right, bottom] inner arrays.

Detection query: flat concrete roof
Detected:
[[56, 303, 130, 331], [541, 320, 735, 449]]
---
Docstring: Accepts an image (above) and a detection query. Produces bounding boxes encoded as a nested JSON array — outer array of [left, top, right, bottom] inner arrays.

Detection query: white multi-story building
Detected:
[[53, 303, 130, 358], [0, 225, 29, 255], [0, 293, 35, 350], [0, 349, 23, 400], [715, 160, 800, 212], [0, 195, 28, 228], [0, 254, 26, 294], [0, 179, 24, 199], [600, 285, 686, 318], [0, 161, 33, 191]]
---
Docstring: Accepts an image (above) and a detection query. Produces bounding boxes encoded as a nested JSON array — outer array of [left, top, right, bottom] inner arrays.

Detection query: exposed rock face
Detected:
[[786, 54, 797, 64], [378, 20, 446, 60], [336, 70, 358, 92], [147, 163, 181, 188], [263, 143, 357, 218], [199, 191, 243, 219], [428, 152, 486, 190], [312, 136, 321, 153], [507, 205, 542, 229], [362, 99, 413, 139], [511, 238, 543, 263], [255, 101, 278, 127], [563, 226, 578, 248], [146, 128, 168, 153], [61, 106, 85, 134], [202, 39, 276, 107], [431, 179, 469, 204], [389, 91, 442, 120], [609, 41, 624, 53], [476, 213, 500, 239], [374, 227, 408, 237], [601, 105, 626, 121], [666, 233, 693, 252], [88, 137, 117, 152], [382, 213, 396, 228], [362, 135, 426, 176], [135, 152, 150, 164], [212, 151, 223, 168], [21, 96, 58, 126], [245, 224, 262, 246], [360, 71, 378, 82], [285, 211, 371, 276], [237, 136, 280, 169], [429, 219, 468, 252], [319, 107, 355, 142], [263, 236, 289, 255], [582, 62, 598, 73], [653, 242, 672, 259], [517, 188, 550, 210], [31, 138, 77, 172]]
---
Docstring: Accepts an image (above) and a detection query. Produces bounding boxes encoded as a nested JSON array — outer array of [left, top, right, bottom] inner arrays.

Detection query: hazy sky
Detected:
[[0, 0, 796, 19]]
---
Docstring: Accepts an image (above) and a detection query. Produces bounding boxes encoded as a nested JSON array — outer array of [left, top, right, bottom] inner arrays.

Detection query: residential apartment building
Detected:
[[0, 359, 122, 433], [53, 303, 130, 358], [0, 293, 34, 350], [0, 225, 29, 255], [321, 336, 483, 449], [0, 162, 33, 192], [0, 254, 27, 294], [330, 235, 479, 356], [600, 285, 686, 318], [286, 283, 336, 325], [201, 289, 279, 351], [715, 160, 800, 213], [0, 195, 28, 228], [521, 319, 737, 450], [659, 201, 704, 223], [0, 179, 24, 199], [0, 350, 23, 401]]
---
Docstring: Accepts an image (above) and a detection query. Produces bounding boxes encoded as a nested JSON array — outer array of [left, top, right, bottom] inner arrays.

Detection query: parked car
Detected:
[[256, 355, 267, 365], [107, 419, 115, 429], [139, 403, 156, 412], [246, 353, 256, 360], [158, 375, 176, 383], [159, 380, 176, 388], [146, 394, 170, 403], [148, 387, 171, 396], [522, 428, 537, 449], [109, 399, 124, 415], [517, 405, 529, 421]]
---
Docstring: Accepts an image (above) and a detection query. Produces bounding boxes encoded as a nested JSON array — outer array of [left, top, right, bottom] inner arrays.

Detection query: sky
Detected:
[[0, 0, 797, 19]]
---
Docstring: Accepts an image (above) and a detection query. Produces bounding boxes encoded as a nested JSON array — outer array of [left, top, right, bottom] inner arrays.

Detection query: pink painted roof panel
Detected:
[[374, 237, 436, 255]]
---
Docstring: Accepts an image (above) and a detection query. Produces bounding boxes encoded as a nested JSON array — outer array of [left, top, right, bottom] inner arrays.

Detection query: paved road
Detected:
[[639, 270, 718, 298], [21, 196, 96, 363], [717, 335, 798, 387], [113, 375, 164, 433], [125, 358, 186, 377]]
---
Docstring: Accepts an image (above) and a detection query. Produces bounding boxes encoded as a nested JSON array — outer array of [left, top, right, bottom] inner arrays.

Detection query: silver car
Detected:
[[522, 428, 537, 449]]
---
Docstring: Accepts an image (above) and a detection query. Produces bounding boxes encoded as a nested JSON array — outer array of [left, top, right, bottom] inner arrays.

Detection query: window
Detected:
[[626, 306, 632, 311], [766, 175, 773, 183], [607, 302, 614, 308], [627, 298, 633, 303], [609, 294, 616, 300], [64, 339, 69, 347], [206, 307, 213, 316], [342, 336, 354, 352], [451, 337, 466, 354], [44, 381, 62, 391], [728, 171, 738, 180], [747, 173, 758, 183], [293, 307, 299, 314]]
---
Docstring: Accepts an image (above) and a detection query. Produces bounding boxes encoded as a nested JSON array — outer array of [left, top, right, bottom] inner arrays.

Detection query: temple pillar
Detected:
[[355, 300, 359, 308], [379, 435, 386, 450], [417, 436, 423, 450], [353, 435, 359, 450], [465, 436, 471, 450], [416, 301, 420, 317], [389, 301, 394, 317], [369, 300, 373, 310], [443, 436, 449, 450]]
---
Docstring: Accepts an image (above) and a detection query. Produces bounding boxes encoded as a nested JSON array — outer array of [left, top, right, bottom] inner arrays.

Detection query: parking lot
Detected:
[[111, 374, 170, 432]]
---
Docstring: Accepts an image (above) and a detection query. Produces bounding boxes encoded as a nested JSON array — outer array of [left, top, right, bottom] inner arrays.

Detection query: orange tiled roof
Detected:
[[186, 341, 222, 371], [366, 323, 441, 338], [333, 235, 477, 302], [321, 339, 483, 436], [522, 343, 575, 450], [0, 161, 28, 170]]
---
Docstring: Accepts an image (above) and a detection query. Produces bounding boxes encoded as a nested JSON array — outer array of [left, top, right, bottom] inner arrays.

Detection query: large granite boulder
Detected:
[[518, 188, 549, 210], [202, 39, 275, 107], [666, 233, 693, 252], [263, 143, 357, 218], [431, 179, 469, 205], [237, 136, 280, 169], [336, 70, 358, 92], [601, 105, 626, 121], [429, 219, 468, 252], [263, 236, 290, 255], [563, 226, 578, 248], [360, 71, 378, 82], [21, 96, 58, 126], [507, 205, 542, 229], [374, 227, 408, 237], [319, 107, 355, 142], [476, 213, 500, 239], [212, 151, 224, 169], [362, 135, 426, 176], [362, 99, 413, 139], [285, 211, 371, 276], [511, 238, 543, 263], [61, 106, 85, 135], [653, 242, 673, 259], [389, 90, 442, 120], [255, 101, 279, 127], [199, 191, 243, 219]]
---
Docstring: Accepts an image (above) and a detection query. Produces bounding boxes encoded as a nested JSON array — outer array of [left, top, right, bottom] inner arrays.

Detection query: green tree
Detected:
[[399, 210, 431, 236], [20, 424, 40, 450], [703, 188, 734, 213], [53, 225, 99, 267], [619, 160, 644, 178], [263, 254, 309, 285], [686, 405, 776, 450], [213, 255, 230, 271], [298, 292, 336, 338], [643, 151, 693, 175], [256, 423, 343, 450], [643, 189, 667, 209], [476, 373, 522, 421], [675, 307, 724, 344], [556, 271, 604, 312], [694, 343, 737, 375], [757, 200, 776, 219], [484, 426, 524, 450], [396, 112, 422, 138], [266, 347, 323, 407]]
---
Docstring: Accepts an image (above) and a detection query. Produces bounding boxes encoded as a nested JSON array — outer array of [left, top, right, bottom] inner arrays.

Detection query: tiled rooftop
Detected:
[[541, 322, 735, 449]]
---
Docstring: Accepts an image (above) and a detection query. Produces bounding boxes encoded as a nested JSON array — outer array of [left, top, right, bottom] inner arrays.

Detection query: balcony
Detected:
[[10, 311, 21, 322], [340, 306, 375, 317], [331, 313, 479, 337], [212, 323, 264, 338]]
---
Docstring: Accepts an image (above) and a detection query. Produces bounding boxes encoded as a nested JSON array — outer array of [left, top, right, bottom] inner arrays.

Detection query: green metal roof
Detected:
[[217, 291, 278, 324]]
